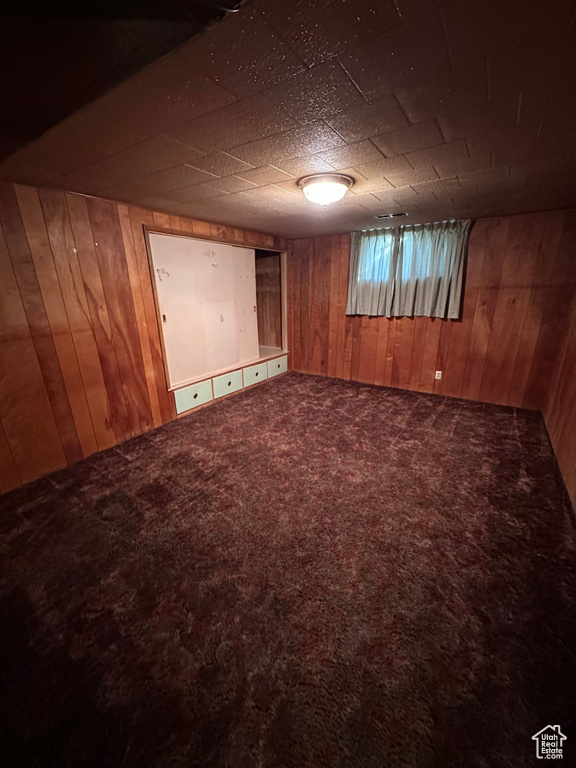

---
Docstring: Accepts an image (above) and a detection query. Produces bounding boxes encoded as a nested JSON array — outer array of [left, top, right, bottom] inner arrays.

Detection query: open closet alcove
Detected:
[[146, 229, 288, 415]]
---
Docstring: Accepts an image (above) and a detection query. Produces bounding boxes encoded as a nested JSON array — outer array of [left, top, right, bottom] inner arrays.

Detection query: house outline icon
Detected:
[[532, 725, 567, 759]]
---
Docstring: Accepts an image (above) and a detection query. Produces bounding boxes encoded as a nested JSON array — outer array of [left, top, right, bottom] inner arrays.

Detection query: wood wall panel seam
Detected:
[[2, 182, 573, 500], [37, 187, 103, 456], [0, 181, 81, 464], [504, 213, 549, 407], [0, 183, 291, 491], [0, 414, 21, 492], [0, 218, 68, 480], [128, 207, 176, 424], [118, 204, 164, 429], [543, 290, 576, 508], [64, 193, 122, 447], [521, 211, 571, 409], [408, 316, 427, 391], [86, 197, 154, 438], [289, 212, 575, 416], [14, 184, 99, 456]]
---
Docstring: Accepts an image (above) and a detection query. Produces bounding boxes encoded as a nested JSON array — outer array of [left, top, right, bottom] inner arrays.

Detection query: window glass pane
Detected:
[[347, 219, 470, 319], [401, 232, 413, 282], [360, 231, 393, 281]]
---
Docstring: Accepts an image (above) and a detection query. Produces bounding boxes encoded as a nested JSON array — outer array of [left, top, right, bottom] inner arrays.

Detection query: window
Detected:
[[346, 219, 472, 319]]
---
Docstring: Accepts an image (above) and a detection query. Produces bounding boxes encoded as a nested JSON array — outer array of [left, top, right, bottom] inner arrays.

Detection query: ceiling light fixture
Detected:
[[298, 173, 354, 206]]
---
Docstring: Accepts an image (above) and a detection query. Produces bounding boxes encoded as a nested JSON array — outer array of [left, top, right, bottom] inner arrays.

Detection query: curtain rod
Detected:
[[361, 218, 463, 232]]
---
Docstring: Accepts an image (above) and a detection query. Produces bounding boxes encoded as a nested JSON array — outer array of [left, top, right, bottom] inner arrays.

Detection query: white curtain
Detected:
[[346, 219, 472, 319]]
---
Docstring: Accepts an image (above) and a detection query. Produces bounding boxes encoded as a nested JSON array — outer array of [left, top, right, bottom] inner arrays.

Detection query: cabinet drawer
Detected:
[[267, 355, 288, 378], [243, 362, 267, 387], [174, 379, 213, 414], [213, 369, 243, 399]]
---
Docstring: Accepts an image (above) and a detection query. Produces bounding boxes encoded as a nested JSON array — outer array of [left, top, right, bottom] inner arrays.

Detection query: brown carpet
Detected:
[[0, 372, 574, 768]]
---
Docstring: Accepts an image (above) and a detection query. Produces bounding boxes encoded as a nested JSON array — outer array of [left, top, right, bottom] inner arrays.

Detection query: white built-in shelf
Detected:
[[169, 347, 286, 391], [258, 345, 284, 361]]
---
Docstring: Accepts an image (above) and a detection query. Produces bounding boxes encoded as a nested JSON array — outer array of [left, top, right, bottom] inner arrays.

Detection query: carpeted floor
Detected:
[[0, 372, 574, 768]]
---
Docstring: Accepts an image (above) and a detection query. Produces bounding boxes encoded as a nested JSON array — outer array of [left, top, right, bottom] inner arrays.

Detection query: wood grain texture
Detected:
[[308, 237, 331, 375], [129, 206, 175, 425], [0, 218, 67, 483], [0, 416, 20, 492], [288, 212, 574, 412], [118, 204, 163, 429], [4, 178, 570, 500], [0, 182, 83, 464], [87, 197, 154, 438], [255, 251, 282, 349], [15, 184, 98, 456], [0, 182, 289, 492], [66, 192, 127, 444], [545, 297, 576, 508], [544, 211, 576, 508], [38, 188, 105, 456]]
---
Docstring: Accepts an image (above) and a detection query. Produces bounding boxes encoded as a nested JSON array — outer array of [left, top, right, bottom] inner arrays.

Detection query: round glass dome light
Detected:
[[298, 173, 354, 205]]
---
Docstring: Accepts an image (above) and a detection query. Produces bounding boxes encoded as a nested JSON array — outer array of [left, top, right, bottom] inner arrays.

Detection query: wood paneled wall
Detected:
[[287, 211, 576, 412], [0, 181, 288, 493], [545, 291, 576, 508], [1, 185, 573, 499]]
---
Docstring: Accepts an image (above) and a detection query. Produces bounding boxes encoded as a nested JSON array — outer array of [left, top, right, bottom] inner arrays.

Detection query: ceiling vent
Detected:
[[375, 213, 409, 219]]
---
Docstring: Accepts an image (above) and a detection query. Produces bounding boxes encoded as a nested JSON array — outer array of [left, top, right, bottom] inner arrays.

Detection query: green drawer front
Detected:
[[213, 369, 243, 399], [243, 362, 268, 387], [174, 379, 213, 414], [267, 355, 288, 378]]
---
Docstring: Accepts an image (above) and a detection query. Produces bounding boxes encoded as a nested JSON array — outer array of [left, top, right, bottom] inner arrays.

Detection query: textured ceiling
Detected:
[[1, 0, 575, 238], [0, 2, 244, 159]]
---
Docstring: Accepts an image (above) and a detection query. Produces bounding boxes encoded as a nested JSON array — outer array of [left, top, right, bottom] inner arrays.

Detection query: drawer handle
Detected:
[[255, 372, 259, 377], [228, 381, 231, 386], [277, 363, 281, 368], [193, 393, 198, 399]]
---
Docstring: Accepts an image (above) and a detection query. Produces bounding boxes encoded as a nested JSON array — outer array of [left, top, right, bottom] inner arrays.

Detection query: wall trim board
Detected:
[[143, 224, 286, 253]]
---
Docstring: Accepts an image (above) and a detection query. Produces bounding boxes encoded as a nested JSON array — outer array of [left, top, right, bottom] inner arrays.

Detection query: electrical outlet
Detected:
[[435, 370, 442, 380]]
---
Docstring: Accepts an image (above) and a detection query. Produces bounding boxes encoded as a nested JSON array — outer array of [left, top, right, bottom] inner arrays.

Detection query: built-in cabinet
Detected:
[[174, 354, 288, 415], [148, 232, 261, 388], [145, 229, 288, 416], [173, 379, 213, 414], [244, 361, 267, 387]]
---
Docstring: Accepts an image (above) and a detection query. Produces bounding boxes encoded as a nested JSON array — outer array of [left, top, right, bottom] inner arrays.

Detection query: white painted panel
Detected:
[[149, 234, 259, 387], [259, 345, 283, 359], [202, 300, 239, 372]]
